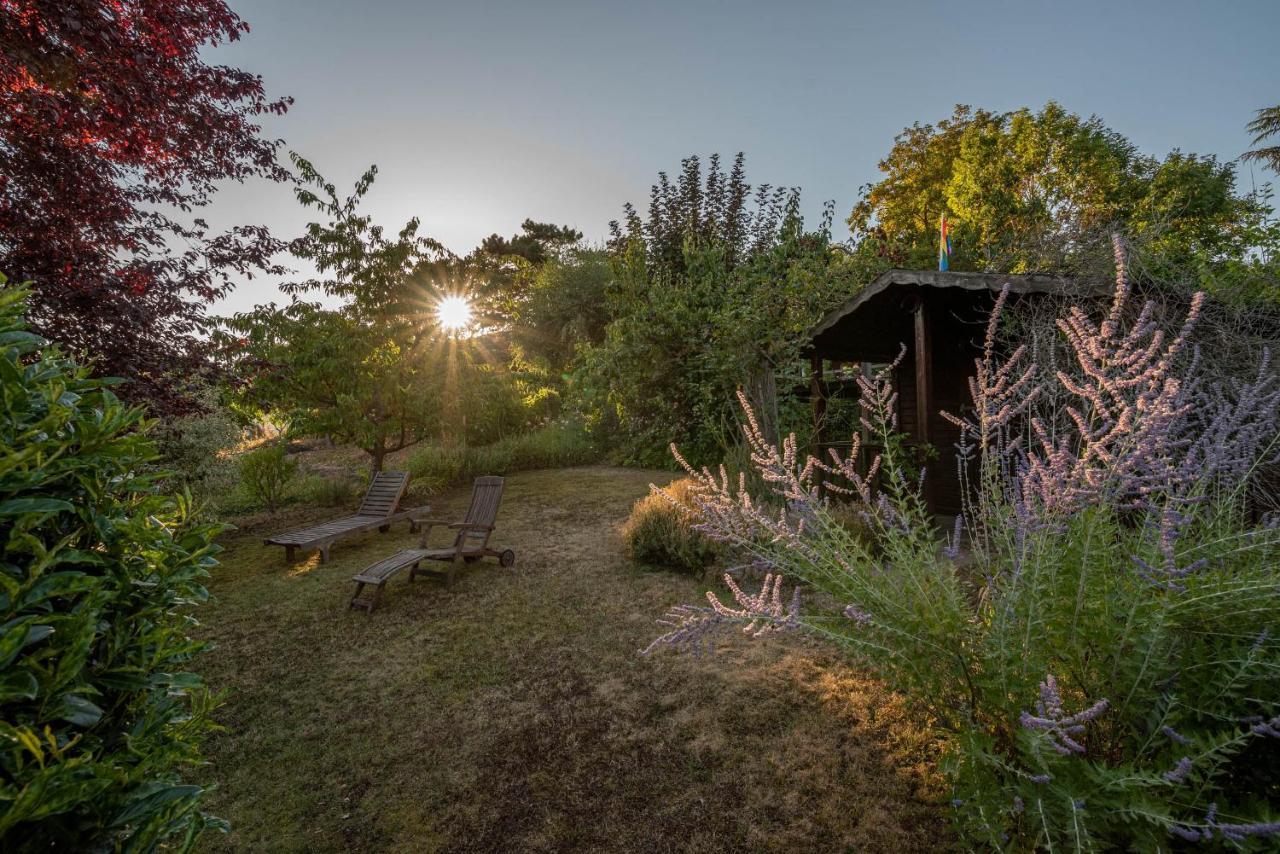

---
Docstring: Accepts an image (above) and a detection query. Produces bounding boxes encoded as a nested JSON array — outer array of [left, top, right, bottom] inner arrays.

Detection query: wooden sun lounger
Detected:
[[265, 470, 425, 564], [350, 476, 515, 613]]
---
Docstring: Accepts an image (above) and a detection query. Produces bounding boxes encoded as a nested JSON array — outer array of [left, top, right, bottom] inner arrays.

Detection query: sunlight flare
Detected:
[[436, 294, 473, 332]]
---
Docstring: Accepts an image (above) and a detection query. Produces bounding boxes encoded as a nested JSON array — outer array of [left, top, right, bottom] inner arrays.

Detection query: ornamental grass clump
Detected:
[[645, 240, 1280, 850], [621, 478, 719, 574]]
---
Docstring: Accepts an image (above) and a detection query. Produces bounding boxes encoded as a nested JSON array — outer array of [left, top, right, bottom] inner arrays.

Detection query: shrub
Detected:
[[152, 387, 242, 502], [238, 442, 297, 512], [646, 244, 1280, 849], [303, 475, 358, 507], [0, 284, 225, 849], [621, 479, 718, 574], [408, 420, 597, 493]]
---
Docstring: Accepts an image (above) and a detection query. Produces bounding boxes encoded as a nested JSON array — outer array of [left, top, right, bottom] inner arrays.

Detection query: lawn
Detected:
[[195, 466, 952, 852]]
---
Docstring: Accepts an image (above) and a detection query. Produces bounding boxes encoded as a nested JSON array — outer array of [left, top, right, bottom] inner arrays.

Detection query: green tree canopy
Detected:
[[851, 103, 1262, 273]]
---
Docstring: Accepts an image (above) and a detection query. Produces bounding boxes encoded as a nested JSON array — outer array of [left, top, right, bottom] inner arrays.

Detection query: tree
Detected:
[[591, 154, 865, 465], [221, 159, 450, 471], [0, 0, 291, 413], [850, 103, 1259, 273], [223, 301, 441, 473], [1244, 104, 1280, 173]]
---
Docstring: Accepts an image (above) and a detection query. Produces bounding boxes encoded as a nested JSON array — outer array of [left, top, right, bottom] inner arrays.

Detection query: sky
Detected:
[[205, 0, 1280, 316]]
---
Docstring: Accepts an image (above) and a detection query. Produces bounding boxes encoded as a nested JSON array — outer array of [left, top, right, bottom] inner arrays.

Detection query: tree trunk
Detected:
[[369, 440, 386, 474], [745, 359, 780, 446]]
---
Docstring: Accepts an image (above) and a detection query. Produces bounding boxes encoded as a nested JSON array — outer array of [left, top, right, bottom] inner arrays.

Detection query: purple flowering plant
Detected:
[[644, 238, 1280, 849]]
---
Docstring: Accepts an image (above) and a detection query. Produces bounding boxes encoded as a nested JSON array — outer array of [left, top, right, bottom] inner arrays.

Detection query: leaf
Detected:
[[58, 694, 104, 727], [110, 783, 203, 828], [0, 617, 53, 668], [0, 498, 74, 515], [0, 669, 38, 702]]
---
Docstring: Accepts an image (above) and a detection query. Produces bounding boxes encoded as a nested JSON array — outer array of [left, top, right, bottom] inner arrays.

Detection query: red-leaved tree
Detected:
[[0, 0, 291, 412]]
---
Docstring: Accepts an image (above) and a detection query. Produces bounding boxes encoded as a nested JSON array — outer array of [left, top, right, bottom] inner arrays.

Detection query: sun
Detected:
[[436, 295, 472, 332]]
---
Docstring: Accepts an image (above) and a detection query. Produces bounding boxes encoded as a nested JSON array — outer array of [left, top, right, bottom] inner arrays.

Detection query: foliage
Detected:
[[589, 154, 874, 466], [850, 103, 1265, 275], [407, 421, 598, 494], [219, 160, 459, 471], [0, 1, 291, 414], [302, 475, 358, 508], [1244, 104, 1280, 174], [222, 300, 443, 473], [647, 249, 1280, 849], [237, 442, 297, 513], [0, 282, 225, 849], [281, 153, 447, 317], [620, 479, 718, 574], [152, 388, 243, 503]]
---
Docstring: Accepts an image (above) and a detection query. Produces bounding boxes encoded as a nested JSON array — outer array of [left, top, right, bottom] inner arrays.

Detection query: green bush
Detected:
[[152, 387, 242, 504], [0, 283, 225, 849], [302, 474, 358, 507], [621, 478, 718, 574], [408, 420, 597, 493], [237, 442, 297, 512]]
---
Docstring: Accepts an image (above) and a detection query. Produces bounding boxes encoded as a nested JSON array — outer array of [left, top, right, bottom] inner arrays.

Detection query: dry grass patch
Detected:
[[195, 466, 953, 852]]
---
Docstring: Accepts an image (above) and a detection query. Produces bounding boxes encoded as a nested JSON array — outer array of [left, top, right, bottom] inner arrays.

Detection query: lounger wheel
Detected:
[[499, 549, 516, 568]]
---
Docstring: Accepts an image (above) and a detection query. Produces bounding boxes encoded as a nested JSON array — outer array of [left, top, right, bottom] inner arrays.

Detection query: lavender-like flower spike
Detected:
[[843, 603, 873, 626], [942, 515, 964, 561], [1162, 756, 1193, 784], [1250, 715, 1280, 739], [1160, 725, 1191, 746], [1173, 802, 1280, 844], [1019, 674, 1109, 755]]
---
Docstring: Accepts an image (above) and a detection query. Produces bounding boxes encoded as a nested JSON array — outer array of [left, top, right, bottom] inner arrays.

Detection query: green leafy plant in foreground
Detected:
[[0, 282, 225, 850]]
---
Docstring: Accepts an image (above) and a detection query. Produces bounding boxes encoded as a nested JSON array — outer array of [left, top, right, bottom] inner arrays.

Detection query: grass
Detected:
[[195, 466, 953, 852]]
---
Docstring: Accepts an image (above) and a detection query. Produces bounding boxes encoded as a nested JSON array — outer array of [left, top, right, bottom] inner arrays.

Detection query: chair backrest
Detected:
[[357, 470, 410, 517], [458, 476, 504, 548]]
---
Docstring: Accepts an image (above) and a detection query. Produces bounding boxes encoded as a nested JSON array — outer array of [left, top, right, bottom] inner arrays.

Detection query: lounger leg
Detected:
[[285, 545, 297, 563], [409, 519, 421, 533], [319, 545, 331, 564], [447, 555, 462, 588], [408, 561, 419, 582], [350, 582, 365, 610], [371, 583, 385, 612], [379, 524, 390, 533]]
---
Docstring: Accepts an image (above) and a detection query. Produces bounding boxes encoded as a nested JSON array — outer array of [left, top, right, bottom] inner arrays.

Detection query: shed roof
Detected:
[[809, 269, 1089, 340], [805, 269, 1108, 362]]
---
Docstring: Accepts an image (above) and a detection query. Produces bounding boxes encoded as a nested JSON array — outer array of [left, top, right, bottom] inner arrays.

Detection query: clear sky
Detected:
[[205, 0, 1280, 315]]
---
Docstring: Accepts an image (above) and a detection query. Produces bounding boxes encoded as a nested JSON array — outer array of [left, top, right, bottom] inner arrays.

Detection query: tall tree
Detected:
[[0, 0, 291, 412], [1244, 105, 1280, 173], [221, 158, 451, 471], [850, 103, 1258, 273]]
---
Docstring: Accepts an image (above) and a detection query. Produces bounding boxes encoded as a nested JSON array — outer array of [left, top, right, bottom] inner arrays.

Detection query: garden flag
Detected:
[[938, 213, 952, 271]]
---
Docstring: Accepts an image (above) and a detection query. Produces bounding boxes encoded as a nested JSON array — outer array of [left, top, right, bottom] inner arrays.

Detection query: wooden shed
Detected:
[[804, 269, 1093, 514]]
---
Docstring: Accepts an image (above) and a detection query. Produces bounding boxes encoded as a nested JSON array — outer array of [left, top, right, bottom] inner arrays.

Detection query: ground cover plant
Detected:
[[0, 285, 224, 849], [647, 243, 1280, 850]]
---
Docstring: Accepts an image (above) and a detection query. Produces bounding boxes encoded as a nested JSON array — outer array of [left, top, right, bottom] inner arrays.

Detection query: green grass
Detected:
[[195, 466, 952, 852]]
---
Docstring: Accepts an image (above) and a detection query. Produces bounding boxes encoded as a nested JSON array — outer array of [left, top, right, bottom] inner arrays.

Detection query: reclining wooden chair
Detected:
[[265, 470, 426, 564], [349, 476, 515, 613]]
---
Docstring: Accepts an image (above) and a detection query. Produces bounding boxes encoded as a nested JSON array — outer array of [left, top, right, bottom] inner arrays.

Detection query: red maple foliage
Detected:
[[0, 0, 291, 413]]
